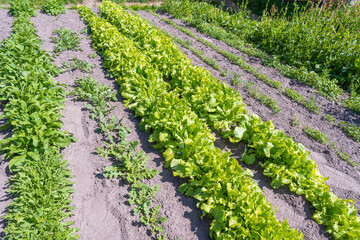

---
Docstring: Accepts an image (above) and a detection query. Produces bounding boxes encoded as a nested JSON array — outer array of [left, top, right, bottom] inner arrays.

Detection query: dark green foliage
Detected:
[[41, 0, 66, 15], [51, 27, 82, 56], [9, 0, 37, 16], [0, 4, 77, 238], [161, 0, 360, 112]]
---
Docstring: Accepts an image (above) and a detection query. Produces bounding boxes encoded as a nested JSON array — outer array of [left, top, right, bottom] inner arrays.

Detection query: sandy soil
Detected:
[[0, 9, 13, 238], [30, 10, 210, 240], [136, 10, 360, 240]]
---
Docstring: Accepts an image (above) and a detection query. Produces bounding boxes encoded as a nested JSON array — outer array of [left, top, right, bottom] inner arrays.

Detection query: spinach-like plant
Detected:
[[41, 0, 66, 15]]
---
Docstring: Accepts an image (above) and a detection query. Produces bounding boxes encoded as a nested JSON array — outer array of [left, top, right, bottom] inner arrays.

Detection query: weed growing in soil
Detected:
[[70, 76, 168, 240], [60, 57, 95, 73], [51, 27, 81, 56], [41, 0, 65, 15], [291, 115, 300, 127], [88, 53, 97, 58], [339, 121, 360, 144], [303, 125, 329, 144], [245, 83, 281, 114], [220, 70, 228, 77], [323, 114, 337, 124], [231, 72, 241, 86]]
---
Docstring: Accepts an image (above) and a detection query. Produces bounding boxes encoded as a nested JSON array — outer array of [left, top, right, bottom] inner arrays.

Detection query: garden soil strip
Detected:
[[136, 10, 360, 238], [0, 10, 12, 43], [31, 10, 211, 240], [0, 9, 13, 237], [137, 10, 360, 167]]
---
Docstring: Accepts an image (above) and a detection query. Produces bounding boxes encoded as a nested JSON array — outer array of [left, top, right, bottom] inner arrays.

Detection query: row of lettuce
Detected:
[[78, 4, 304, 239], [84, 1, 360, 239], [0, 2, 78, 239], [160, 0, 360, 113]]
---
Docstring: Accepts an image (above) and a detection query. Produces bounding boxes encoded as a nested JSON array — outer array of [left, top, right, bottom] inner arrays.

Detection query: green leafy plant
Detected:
[[41, 0, 66, 15], [339, 121, 360, 143], [51, 27, 81, 56], [285, 88, 320, 114], [291, 115, 300, 127], [9, 0, 37, 16], [60, 57, 95, 73], [303, 125, 329, 144], [79, 5, 304, 239], [88, 52, 97, 58], [231, 72, 241, 86], [245, 83, 281, 114], [0, 6, 77, 238], [220, 70, 228, 77], [323, 114, 337, 124], [70, 75, 167, 240]]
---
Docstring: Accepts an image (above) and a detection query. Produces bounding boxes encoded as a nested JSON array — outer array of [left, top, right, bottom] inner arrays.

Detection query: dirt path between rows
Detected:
[[0, 9, 13, 238], [30, 9, 210, 240], [136, 10, 360, 240]]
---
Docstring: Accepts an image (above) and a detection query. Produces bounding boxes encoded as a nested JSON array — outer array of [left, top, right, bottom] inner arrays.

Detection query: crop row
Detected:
[[0, 1, 77, 239], [161, 0, 360, 94], [160, 0, 360, 114], [143, 12, 357, 166], [99, 2, 360, 239], [78, 5, 303, 239]]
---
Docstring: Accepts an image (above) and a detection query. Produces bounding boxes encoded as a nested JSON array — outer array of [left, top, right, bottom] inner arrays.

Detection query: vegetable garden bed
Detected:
[[0, 1, 359, 239]]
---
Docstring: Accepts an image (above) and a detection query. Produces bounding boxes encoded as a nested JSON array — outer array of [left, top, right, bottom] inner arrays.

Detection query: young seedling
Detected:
[[70, 76, 168, 240], [88, 52, 98, 58], [60, 57, 95, 73], [220, 70, 228, 77], [51, 27, 81, 56], [232, 72, 242, 86], [291, 115, 300, 127], [323, 114, 337, 124], [339, 121, 360, 144], [303, 125, 329, 144]]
